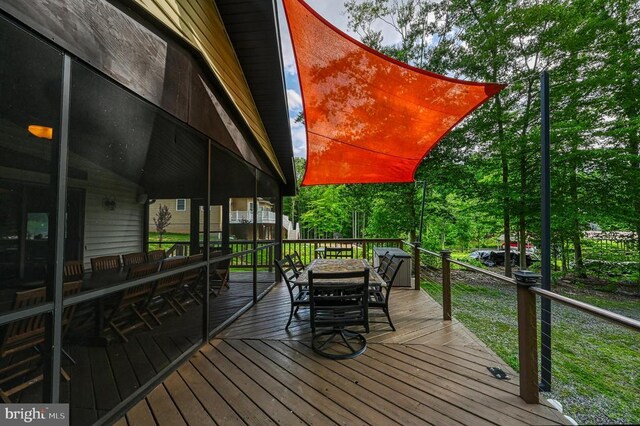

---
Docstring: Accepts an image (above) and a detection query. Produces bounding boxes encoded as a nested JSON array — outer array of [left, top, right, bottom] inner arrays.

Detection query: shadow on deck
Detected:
[[118, 283, 569, 425]]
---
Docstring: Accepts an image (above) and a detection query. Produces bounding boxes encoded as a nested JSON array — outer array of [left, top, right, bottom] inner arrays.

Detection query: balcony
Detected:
[[230, 210, 276, 224]]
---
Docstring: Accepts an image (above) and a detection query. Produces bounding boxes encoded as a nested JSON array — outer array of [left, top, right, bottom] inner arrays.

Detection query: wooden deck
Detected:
[[119, 283, 569, 425]]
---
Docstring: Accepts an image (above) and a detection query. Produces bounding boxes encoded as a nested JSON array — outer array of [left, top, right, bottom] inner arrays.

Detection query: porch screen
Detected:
[[283, 0, 506, 186]]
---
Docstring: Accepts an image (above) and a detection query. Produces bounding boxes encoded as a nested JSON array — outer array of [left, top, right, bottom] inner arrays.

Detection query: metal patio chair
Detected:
[[369, 257, 403, 331], [289, 250, 307, 275], [275, 257, 309, 329], [323, 246, 353, 259], [309, 269, 369, 359], [375, 251, 394, 275]]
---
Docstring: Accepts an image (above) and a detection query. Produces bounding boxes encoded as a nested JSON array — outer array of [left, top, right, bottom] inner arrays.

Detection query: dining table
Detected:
[[294, 258, 385, 288]]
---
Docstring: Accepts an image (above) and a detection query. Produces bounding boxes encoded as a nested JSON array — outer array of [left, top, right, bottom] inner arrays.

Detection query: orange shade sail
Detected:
[[283, 0, 506, 186]]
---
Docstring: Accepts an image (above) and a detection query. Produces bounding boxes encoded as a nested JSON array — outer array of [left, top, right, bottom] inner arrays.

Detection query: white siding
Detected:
[[70, 161, 143, 271]]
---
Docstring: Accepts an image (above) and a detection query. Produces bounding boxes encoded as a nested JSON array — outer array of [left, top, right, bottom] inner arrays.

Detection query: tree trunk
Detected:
[[569, 164, 585, 276], [496, 91, 511, 277], [503, 155, 512, 277], [518, 79, 535, 270], [561, 236, 567, 272]]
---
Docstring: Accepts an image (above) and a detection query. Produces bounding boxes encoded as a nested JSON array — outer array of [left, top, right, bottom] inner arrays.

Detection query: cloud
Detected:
[[287, 89, 303, 110], [278, 0, 359, 77], [276, 1, 297, 75], [278, 1, 408, 159], [289, 117, 307, 158]]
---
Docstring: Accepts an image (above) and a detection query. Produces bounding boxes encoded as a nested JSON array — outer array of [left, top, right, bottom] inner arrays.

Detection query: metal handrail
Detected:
[[530, 287, 640, 332], [404, 241, 639, 333], [402, 240, 440, 258], [448, 258, 517, 285]]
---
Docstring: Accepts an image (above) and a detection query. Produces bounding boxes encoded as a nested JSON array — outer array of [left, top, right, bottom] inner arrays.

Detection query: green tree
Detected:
[[153, 204, 172, 245]]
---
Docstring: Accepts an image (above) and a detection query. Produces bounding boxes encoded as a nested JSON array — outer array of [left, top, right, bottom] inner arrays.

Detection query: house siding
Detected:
[[131, 0, 283, 179], [73, 166, 143, 271]]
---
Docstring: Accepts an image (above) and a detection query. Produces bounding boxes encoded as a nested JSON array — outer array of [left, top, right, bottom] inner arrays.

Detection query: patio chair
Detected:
[[0, 280, 82, 402], [63, 260, 84, 282], [209, 250, 230, 297], [324, 247, 353, 259], [146, 249, 166, 262], [309, 269, 369, 359], [180, 253, 204, 305], [275, 257, 309, 329], [369, 257, 403, 331], [289, 250, 306, 275], [90, 255, 121, 272], [149, 257, 188, 318], [106, 262, 159, 342], [375, 252, 395, 278], [210, 268, 230, 297], [122, 252, 147, 266]]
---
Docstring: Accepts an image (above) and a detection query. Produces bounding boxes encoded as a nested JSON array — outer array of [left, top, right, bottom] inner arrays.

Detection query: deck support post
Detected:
[[413, 243, 421, 290], [441, 250, 452, 320], [514, 270, 540, 404]]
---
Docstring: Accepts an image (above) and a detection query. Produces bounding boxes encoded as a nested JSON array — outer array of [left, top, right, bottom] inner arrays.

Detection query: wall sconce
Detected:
[[136, 193, 148, 205], [28, 125, 53, 140], [102, 197, 116, 211]]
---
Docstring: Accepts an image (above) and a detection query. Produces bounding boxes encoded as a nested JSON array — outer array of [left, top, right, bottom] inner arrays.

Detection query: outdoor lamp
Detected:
[[28, 125, 53, 140]]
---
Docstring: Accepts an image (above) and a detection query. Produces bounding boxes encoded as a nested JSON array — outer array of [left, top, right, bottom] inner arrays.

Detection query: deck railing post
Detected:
[[413, 243, 421, 290], [441, 250, 452, 320], [514, 270, 540, 404], [362, 240, 367, 260]]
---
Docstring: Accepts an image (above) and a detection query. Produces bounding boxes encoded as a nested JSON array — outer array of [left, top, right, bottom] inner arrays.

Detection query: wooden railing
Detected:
[[151, 238, 405, 270], [166, 243, 190, 257], [406, 242, 640, 405], [282, 238, 404, 265]]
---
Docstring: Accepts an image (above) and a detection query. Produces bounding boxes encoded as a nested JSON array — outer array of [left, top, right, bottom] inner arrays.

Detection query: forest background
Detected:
[[283, 0, 640, 284]]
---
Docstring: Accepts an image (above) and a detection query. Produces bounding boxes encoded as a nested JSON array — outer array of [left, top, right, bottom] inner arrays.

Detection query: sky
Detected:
[[276, 1, 402, 159]]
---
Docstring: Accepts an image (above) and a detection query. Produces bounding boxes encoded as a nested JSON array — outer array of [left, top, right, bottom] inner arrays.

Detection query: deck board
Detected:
[[177, 362, 245, 425], [126, 399, 156, 426], [122, 283, 570, 425], [146, 385, 187, 426]]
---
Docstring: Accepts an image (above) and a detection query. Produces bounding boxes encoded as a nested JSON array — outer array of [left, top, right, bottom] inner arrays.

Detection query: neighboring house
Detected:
[[149, 198, 298, 240]]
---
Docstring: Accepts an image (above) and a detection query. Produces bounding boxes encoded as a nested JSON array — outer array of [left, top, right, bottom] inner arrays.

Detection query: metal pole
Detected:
[[253, 173, 258, 304], [540, 71, 552, 391], [204, 141, 211, 339], [45, 54, 72, 402]]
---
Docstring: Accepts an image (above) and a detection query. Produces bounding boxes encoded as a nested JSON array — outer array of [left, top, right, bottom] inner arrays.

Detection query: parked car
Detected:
[[470, 250, 537, 267]]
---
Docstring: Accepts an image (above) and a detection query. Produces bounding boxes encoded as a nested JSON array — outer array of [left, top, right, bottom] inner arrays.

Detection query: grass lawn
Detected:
[[422, 275, 640, 425], [147, 232, 190, 251]]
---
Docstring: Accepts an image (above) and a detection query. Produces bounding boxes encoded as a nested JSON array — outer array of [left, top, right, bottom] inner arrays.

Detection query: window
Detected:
[[27, 213, 49, 240], [176, 198, 187, 211], [248, 201, 253, 212]]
